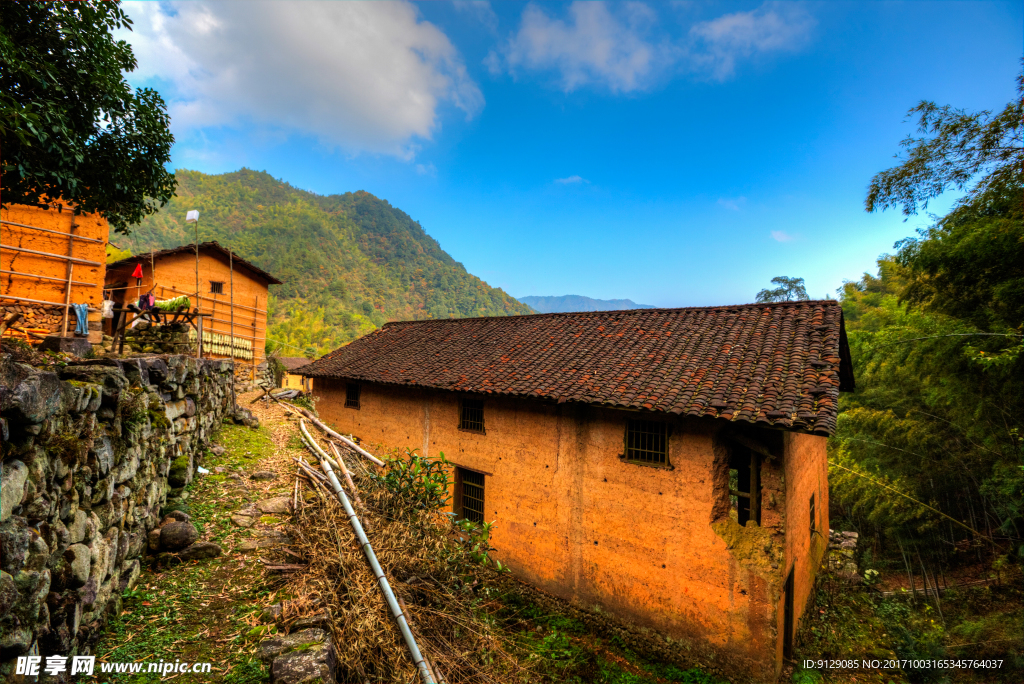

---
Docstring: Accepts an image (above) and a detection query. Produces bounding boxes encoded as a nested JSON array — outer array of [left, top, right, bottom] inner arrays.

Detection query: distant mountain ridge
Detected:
[[518, 295, 656, 313], [127, 168, 534, 354]]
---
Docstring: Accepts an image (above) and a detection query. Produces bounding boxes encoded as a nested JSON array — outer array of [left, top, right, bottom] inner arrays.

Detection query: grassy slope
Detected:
[[124, 169, 534, 355]]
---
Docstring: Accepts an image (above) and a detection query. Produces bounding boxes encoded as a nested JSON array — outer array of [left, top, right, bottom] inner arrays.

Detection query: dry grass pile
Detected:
[[267, 414, 535, 684]]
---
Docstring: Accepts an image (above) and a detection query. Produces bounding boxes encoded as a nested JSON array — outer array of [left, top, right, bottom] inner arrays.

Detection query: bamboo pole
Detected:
[[298, 421, 435, 684], [0, 243, 102, 266], [1, 219, 105, 243], [329, 442, 365, 510], [0, 294, 98, 311], [230, 249, 236, 405], [60, 222, 77, 336], [158, 284, 268, 314], [0, 269, 96, 287], [286, 402, 385, 467]]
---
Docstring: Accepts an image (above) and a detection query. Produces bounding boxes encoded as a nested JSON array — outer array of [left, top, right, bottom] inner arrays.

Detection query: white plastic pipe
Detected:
[[298, 421, 435, 684]]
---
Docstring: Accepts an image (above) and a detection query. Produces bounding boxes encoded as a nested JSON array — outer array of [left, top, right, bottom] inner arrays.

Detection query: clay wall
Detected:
[[1, 203, 108, 335], [776, 431, 829, 665], [0, 354, 240, 678], [106, 250, 272, 371], [314, 379, 828, 681]]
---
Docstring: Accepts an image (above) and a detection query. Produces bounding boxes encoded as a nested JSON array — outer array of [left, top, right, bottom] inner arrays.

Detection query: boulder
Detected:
[[262, 629, 337, 684], [177, 542, 221, 561], [66, 544, 91, 588], [159, 522, 198, 551], [258, 497, 292, 515], [251, 471, 278, 481], [230, 514, 256, 528], [0, 460, 28, 523], [162, 510, 192, 524], [147, 528, 163, 552]]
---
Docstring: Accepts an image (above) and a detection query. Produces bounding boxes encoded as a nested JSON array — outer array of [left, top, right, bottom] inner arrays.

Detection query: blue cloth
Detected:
[[73, 303, 89, 336]]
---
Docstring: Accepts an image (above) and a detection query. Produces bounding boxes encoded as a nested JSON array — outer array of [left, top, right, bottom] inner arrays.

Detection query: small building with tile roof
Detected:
[[299, 299, 853, 681], [277, 356, 314, 392], [105, 242, 281, 377]]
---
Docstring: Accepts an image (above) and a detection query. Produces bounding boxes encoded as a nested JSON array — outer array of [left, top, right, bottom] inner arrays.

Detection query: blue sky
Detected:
[[120, 1, 1022, 307]]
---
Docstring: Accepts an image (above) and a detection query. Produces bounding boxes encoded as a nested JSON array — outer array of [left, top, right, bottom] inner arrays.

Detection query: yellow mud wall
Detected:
[[1, 203, 108, 332], [106, 250, 271, 366], [315, 379, 827, 680]]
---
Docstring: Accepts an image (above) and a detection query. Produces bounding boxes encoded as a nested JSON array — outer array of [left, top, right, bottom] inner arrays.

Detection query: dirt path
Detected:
[[95, 393, 304, 683]]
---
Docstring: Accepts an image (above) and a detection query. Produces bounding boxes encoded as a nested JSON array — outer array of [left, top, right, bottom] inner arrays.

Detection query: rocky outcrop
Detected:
[[0, 354, 239, 679]]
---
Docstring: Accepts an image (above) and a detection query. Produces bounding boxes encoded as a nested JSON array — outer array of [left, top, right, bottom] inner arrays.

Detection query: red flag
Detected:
[[131, 264, 144, 279]]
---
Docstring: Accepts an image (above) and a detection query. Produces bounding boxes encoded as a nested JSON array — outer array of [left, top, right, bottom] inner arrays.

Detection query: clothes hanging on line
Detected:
[[101, 300, 115, 319]]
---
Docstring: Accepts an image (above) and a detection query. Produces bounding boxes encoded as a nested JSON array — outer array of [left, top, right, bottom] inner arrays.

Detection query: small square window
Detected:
[[460, 399, 484, 433], [456, 467, 485, 523], [210, 281, 224, 294], [624, 419, 668, 465], [345, 383, 360, 409]]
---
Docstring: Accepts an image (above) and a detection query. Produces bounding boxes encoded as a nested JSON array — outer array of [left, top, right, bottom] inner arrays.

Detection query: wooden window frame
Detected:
[[210, 281, 224, 294], [620, 419, 671, 468], [344, 382, 361, 409], [729, 446, 761, 526], [454, 466, 485, 524], [459, 398, 485, 434]]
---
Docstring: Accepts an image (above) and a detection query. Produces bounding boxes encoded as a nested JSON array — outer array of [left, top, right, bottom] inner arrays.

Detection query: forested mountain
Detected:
[[123, 169, 534, 355], [518, 294, 655, 313]]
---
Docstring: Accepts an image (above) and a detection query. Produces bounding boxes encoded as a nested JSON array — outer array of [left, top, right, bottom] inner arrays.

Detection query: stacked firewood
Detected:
[[0, 304, 64, 333]]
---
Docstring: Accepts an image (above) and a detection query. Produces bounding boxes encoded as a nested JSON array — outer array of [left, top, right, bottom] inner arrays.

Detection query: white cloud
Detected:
[[120, 1, 483, 158], [490, 2, 673, 93], [717, 196, 746, 211], [489, 1, 815, 91], [689, 2, 816, 80], [452, 1, 499, 33], [415, 163, 437, 177], [554, 175, 589, 184], [771, 230, 795, 242]]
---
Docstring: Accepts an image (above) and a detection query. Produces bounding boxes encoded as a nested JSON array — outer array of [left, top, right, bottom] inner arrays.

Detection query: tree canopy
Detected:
[[833, 66, 1024, 567], [755, 276, 810, 302], [0, 1, 176, 234]]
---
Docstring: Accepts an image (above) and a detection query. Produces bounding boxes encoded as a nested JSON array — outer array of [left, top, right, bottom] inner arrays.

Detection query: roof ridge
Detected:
[[381, 299, 839, 328]]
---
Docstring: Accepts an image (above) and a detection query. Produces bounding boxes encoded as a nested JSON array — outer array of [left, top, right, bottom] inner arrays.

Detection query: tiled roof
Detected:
[[300, 300, 854, 435], [108, 242, 283, 285], [279, 357, 313, 372]]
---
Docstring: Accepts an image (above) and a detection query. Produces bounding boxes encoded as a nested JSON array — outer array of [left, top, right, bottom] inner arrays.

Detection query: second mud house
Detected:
[[105, 242, 281, 377], [300, 300, 853, 681]]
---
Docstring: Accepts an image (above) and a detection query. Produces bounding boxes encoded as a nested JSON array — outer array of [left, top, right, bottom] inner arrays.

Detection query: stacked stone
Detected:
[[0, 353, 244, 678], [101, 322, 194, 356], [827, 528, 859, 576]]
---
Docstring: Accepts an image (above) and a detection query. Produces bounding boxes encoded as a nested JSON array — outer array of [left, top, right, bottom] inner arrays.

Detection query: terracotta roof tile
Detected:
[[301, 300, 854, 435]]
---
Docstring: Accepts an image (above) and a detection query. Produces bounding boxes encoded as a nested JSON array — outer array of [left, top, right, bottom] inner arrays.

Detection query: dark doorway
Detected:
[[783, 567, 795, 660]]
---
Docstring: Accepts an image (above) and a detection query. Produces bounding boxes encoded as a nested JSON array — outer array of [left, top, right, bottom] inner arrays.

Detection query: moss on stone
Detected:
[[168, 454, 191, 487]]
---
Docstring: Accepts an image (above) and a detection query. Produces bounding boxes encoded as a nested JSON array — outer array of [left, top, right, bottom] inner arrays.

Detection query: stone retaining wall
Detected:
[[0, 354, 246, 680]]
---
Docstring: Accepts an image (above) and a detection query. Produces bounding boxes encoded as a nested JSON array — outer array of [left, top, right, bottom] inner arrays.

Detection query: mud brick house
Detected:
[[300, 300, 854, 681], [1, 202, 108, 341], [106, 242, 281, 377], [278, 357, 314, 392]]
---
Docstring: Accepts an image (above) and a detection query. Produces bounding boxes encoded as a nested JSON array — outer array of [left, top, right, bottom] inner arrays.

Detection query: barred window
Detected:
[[210, 281, 224, 294], [459, 399, 485, 433], [810, 493, 816, 533], [625, 419, 668, 465], [345, 383, 360, 409], [457, 467, 485, 523]]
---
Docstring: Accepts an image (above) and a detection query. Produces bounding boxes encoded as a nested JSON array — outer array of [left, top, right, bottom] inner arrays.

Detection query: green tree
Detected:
[[755, 276, 809, 302], [866, 64, 1023, 331], [0, 1, 176, 234], [833, 66, 1024, 567]]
